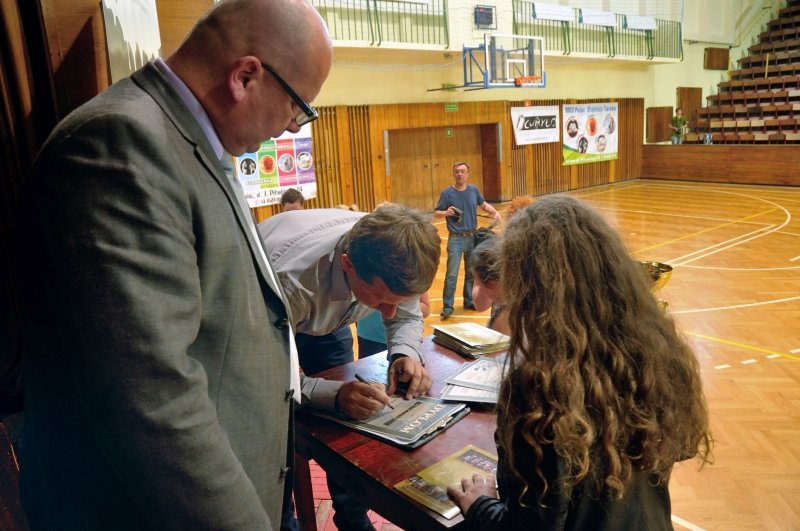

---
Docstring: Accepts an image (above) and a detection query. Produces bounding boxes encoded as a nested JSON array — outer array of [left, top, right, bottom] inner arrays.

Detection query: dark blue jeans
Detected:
[[282, 327, 373, 531], [442, 233, 475, 311]]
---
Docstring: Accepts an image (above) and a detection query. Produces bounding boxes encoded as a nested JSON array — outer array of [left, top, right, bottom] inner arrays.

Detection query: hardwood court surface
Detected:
[[312, 179, 798, 530], [423, 179, 800, 531]]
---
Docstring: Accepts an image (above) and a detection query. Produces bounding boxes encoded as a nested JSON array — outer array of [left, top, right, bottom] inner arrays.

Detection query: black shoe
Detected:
[[464, 303, 477, 311], [440, 308, 453, 319]]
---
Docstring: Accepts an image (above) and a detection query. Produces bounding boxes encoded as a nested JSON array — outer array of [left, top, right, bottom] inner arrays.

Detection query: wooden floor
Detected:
[[313, 179, 800, 530]]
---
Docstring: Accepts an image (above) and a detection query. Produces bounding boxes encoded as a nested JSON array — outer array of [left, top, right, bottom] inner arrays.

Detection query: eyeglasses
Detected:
[[260, 62, 318, 126]]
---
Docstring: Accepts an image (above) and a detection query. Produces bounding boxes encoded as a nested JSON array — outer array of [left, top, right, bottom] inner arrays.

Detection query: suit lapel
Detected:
[[130, 63, 281, 299]]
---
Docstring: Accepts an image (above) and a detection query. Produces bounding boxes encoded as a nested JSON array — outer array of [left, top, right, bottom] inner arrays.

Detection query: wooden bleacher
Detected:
[[691, 0, 800, 144]]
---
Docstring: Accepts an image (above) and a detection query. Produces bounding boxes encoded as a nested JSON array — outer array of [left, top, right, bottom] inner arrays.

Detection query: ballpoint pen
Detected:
[[354, 373, 395, 410]]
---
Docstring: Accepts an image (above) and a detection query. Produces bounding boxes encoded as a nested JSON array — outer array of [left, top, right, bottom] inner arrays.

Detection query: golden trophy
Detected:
[[639, 261, 673, 311]]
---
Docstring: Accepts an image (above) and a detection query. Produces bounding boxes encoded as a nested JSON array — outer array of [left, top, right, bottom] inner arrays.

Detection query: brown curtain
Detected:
[[0, 0, 57, 413]]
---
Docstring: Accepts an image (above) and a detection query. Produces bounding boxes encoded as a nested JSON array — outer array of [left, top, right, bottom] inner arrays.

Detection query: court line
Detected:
[[673, 295, 800, 316], [643, 181, 800, 198], [684, 331, 800, 361], [665, 224, 774, 265], [633, 209, 776, 255], [671, 514, 706, 531], [573, 182, 647, 198], [672, 225, 781, 266], [680, 264, 800, 271], [595, 205, 774, 226], [625, 185, 795, 269]]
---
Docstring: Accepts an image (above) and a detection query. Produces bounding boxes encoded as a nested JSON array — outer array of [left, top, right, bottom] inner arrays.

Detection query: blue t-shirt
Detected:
[[435, 185, 484, 233], [356, 311, 387, 344]]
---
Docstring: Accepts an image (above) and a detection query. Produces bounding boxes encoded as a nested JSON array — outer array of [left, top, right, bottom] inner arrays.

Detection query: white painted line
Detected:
[[671, 295, 800, 314], [679, 264, 800, 271], [667, 225, 774, 265], [767, 354, 781, 359], [637, 184, 793, 267], [741, 359, 757, 365], [791, 255, 800, 262], [791, 348, 800, 354], [677, 225, 777, 266], [714, 364, 732, 370], [671, 513, 706, 531]]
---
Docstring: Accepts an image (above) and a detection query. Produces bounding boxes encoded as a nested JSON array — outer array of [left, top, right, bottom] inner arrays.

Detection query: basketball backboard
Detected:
[[465, 34, 545, 89], [428, 33, 545, 92]]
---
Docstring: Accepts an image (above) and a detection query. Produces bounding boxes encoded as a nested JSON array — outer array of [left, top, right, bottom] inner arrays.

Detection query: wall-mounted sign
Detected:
[[562, 102, 619, 165], [510, 105, 560, 145], [444, 102, 459, 112], [235, 124, 317, 207]]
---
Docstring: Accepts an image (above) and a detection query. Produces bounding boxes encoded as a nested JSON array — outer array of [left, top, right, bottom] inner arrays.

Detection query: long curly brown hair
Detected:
[[497, 195, 712, 504]]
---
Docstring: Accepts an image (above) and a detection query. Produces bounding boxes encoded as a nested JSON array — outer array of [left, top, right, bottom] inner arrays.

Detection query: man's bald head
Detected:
[[167, 0, 333, 155]]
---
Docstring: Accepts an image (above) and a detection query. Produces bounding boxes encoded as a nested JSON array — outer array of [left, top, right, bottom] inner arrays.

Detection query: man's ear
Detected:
[[341, 254, 354, 274], [229, 57, 260, 103]]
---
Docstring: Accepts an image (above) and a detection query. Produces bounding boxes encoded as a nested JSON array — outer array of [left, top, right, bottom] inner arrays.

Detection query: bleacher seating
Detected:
[[690, 1, 800, 144]]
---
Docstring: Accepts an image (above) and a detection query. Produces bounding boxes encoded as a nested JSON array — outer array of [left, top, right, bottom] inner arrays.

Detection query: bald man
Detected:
[[15, 1, 331, 529]]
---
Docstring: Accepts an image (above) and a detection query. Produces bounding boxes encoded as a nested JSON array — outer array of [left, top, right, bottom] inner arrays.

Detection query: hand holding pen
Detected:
[[355, 373, 395, 410], [335, 373, 394, 420]]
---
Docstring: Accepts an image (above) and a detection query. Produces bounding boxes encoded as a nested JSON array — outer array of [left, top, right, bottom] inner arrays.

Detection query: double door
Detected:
[[387, 126, 484, 211]]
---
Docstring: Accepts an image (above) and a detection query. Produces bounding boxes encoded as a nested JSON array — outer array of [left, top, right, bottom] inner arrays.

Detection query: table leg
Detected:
[[294, 453, 317, 531]]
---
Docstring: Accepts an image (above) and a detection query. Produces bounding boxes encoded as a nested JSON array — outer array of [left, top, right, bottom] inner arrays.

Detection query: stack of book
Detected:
[[432, 322, 510, 358]]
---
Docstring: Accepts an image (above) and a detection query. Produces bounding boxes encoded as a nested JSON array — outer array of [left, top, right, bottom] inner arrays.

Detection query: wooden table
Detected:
[[293, 337, 499, 531]]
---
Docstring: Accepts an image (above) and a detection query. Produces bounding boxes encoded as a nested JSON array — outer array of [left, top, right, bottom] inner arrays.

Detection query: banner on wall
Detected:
[[236, 124, 318, 208], [101, 0, 162, 84], [562, 103, 618, 166], [510, 106, 560, 145]]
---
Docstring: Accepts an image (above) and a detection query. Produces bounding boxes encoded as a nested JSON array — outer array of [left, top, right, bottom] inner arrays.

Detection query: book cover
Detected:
[[394, 445, 499, 519]]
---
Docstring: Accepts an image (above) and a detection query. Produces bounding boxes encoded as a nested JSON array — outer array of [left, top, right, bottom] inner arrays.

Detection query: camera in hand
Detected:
[[452, 206, 463, 223]]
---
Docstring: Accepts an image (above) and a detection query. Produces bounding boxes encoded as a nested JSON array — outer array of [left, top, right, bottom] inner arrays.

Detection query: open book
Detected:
[[394, 444, 498, 519], [432, 322, 510, 358], [311, 395, 469, 449]]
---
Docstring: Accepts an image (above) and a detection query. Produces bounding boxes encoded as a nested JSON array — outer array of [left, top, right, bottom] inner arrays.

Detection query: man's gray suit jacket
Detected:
[[17, 62, 292, 530]]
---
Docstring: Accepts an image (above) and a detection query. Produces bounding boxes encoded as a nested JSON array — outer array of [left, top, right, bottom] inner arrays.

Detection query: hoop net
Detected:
[[514, 75, 542, 88]]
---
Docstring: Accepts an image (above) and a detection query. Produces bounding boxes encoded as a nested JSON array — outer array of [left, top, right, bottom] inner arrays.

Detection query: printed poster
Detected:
[[562, 103, 618, 165], [510, 105, 560, 145], [235, 124, 318, 207]]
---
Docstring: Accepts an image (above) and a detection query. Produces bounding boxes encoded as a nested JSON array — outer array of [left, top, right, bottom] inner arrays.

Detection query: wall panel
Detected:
[[642, 145, 800, 186]]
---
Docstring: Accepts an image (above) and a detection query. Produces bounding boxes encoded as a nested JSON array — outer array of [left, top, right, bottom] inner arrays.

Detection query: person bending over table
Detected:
[[448, 195, 712, 530], [357, 292, 431, 357], [258, 204, 440, 531]]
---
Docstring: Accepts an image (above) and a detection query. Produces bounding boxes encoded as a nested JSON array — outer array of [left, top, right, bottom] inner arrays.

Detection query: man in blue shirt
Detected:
[[434, 162, 501, 319]]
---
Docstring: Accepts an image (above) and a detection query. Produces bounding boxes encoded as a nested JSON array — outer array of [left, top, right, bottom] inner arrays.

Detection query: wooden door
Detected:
[[389, 125, 483, 211], [646, 106, 673, 143], [430, 125, 483, 209], [676, 87, 702, 130], [388, 128, 434, 211]]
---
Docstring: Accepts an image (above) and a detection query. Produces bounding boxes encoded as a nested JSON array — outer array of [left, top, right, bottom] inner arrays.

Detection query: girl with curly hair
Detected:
[[448, 195, 712, 529]]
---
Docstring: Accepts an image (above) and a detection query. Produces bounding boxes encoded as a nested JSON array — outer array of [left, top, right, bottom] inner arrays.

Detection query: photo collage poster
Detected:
[[562, 103, 619, 165], [235, 124, 318, 207]]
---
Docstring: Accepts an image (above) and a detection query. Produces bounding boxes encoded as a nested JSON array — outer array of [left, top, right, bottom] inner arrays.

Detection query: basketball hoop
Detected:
[[514, 75, 541, 88]]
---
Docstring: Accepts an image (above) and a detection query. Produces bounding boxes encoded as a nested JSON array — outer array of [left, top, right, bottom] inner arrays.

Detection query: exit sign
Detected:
[[444, 102, 458, 112]]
